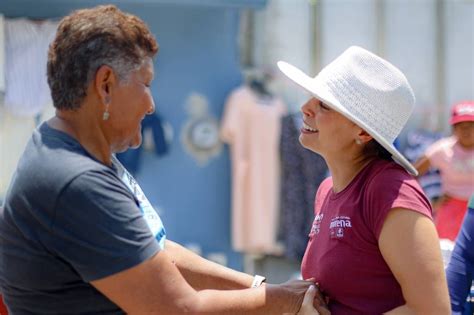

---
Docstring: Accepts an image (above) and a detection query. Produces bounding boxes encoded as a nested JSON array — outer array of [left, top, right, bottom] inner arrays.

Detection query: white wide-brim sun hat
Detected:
[[277, 46, 418, 176]]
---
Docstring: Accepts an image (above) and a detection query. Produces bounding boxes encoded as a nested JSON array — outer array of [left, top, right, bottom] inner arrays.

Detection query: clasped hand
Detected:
[[277, 278, 330, 315], [297, 282, 330, 315]]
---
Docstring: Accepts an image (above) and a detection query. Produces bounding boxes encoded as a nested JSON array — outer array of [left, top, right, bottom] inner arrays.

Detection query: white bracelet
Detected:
[[251, 275, 266, 288]]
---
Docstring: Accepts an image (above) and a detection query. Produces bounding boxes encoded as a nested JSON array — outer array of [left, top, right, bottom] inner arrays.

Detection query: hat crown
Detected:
[[453, 102, 474, 116], [316, 46, 415, 143], [450, 101, 474, 125]]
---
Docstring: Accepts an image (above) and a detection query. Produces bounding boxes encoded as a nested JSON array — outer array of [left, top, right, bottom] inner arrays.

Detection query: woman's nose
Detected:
[[301, 100, 315, 117], [147, 99, 155, 115]]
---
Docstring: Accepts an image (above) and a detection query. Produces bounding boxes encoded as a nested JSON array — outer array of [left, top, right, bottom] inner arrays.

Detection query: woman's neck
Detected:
[[326, 155, 376, 193], [456, 139, 474, 150], [48, 111, 113, 166]]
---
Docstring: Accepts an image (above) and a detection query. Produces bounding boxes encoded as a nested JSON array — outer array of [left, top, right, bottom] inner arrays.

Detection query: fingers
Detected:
[[283, 278, 317, 291], [298, 285, 321, 315], [313, 290, 331, 315], [310, 285, 326, 308], [303, 285, 317, 305], [315, 304, 331, 315]]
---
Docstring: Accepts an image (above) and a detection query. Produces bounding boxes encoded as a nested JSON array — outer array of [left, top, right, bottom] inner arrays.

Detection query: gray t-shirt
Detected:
[[0, 123, 165, 314]]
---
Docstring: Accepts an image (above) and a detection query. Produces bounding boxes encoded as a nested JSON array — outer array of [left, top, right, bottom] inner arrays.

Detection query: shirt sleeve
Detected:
[[48, 169, 161, 282], [446, 196, 474, 315], [314, 177, 332, 215], [424, 138, 448, 169], [365, 165, 433, 239]]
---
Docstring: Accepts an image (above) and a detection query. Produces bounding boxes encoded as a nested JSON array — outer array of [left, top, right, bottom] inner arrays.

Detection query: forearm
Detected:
[[98, 248, 307, 315], [165, 240, 254, 290], [189, 284, 299, 315], [413, 155, 431, 177]]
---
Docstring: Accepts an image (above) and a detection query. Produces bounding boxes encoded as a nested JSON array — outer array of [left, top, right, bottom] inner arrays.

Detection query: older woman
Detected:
[[278, 46, 450, 314], [0, 5, 320, 315]]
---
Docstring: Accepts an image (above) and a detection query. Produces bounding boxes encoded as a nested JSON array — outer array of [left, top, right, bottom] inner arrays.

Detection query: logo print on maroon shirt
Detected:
[[329, 216, 352, 239], [310, 213, 324, 236]]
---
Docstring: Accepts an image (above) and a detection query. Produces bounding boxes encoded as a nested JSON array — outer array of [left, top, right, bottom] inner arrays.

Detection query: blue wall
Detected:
[[0, 0, 264, 270], [136, 6, 244, 270]]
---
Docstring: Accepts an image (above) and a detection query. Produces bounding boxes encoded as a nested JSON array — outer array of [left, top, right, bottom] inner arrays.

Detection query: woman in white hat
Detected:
[[278, 46, 450, 314]]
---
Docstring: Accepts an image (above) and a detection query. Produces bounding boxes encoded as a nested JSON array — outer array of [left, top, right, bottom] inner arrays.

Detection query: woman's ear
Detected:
[[94, 65, 116, 105], [356, 129, 374, 144]]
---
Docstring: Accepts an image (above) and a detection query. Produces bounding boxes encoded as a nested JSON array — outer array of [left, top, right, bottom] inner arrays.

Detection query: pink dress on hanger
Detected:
[[221, 86, 287, 254]]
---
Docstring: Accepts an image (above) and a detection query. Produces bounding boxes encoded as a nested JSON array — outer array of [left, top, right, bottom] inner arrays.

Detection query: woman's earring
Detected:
[[355, 139, 362, 145], [103, 97, 110, 121]]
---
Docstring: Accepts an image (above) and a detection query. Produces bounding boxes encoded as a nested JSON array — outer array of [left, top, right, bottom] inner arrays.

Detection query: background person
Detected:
[[446, 194, 474, 315], [414, 101, 474, 241], [277, 46, 450, 314], [0, 5, 321, 314]]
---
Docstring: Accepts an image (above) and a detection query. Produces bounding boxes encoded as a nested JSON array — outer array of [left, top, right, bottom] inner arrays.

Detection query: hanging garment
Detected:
[[0, 107, 36, 198], [4, 19, 57, 117], [0, 14, 5, 95], [220, 86, 287, 254], [116, 112, 169, 175], [278, 113, 328, 261]]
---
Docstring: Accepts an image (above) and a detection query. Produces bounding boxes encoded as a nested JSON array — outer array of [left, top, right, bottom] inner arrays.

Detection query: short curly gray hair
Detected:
[[47, 5, 159, 110]]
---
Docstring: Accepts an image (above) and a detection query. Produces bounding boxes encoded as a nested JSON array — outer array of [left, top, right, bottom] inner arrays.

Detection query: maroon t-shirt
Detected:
[[301, 159, 432, 314]]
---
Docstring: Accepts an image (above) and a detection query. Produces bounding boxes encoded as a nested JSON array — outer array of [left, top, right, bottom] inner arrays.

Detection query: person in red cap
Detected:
[[415, 101, 474, 241]]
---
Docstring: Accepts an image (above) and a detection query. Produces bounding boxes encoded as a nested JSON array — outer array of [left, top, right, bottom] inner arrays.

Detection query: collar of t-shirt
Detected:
[[112, 155, 166, 249]]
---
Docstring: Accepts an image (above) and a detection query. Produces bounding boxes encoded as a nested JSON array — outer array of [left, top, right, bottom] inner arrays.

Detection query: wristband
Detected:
[[251, 275, 266, 288]]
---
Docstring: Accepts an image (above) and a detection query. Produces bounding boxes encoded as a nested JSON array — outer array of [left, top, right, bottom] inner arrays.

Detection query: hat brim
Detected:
[[277, 61, 418, 176]]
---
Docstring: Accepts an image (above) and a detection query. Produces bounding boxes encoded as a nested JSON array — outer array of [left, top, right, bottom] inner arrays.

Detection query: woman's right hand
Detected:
[[296, 285, 331, 315]]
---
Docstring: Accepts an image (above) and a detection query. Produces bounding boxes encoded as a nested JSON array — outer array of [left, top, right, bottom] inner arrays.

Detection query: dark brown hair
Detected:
[[47, 5, 159, 110], [363, 140, 393, 161]]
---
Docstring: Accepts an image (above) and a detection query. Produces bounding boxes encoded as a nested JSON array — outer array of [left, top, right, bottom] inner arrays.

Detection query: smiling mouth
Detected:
[[302, 122, 318, 133]]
